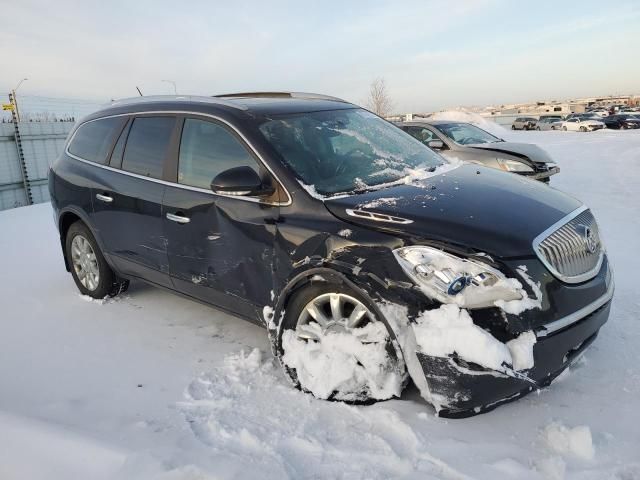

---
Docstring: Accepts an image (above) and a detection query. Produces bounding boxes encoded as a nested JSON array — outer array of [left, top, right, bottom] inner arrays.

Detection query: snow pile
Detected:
[[280, 322, 405, 401], [542, 422, 595, 461], [412, 304, 512, 371], [506, 331, 537, 371], [429, 110, 509, 138], [179, 348, 456, 479]]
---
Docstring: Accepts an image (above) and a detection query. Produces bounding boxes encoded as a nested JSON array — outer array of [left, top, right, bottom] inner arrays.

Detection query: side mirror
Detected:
[[427, 139, 444, 149], [211, 166, 275, 197]]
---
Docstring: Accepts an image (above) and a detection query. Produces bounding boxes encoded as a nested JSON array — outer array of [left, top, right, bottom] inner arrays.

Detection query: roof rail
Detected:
[[214, 92, 348, 103], [108, 95, 247, 110]]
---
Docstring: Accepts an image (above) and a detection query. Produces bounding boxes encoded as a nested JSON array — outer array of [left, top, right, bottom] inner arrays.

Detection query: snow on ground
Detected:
[[1, 129, 639, 479]]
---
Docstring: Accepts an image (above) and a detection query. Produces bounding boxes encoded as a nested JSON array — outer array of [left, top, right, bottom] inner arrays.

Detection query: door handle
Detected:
[[166, 212, 190, 224], [96, 193, 113, 203]]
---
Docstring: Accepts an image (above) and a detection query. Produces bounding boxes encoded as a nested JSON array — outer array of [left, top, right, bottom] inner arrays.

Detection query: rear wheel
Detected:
[[278, 283, 406, 402], [65, 221, 128, 298]]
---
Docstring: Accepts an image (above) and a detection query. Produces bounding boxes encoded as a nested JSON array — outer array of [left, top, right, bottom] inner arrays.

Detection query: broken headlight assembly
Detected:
[[393, 246, 523, 309]]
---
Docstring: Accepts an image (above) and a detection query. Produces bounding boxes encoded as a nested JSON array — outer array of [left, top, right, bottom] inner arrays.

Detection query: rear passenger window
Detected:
[[178, 118, 260, 190], [122, 117, 176, 179], [68, 117, 125, 164]]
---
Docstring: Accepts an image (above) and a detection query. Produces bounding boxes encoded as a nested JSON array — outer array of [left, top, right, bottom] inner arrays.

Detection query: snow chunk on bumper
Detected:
[[412, 304, 512, 371]]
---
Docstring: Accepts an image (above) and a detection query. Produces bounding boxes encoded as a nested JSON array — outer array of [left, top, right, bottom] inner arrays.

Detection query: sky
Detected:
[[1, 0, 639, 114]]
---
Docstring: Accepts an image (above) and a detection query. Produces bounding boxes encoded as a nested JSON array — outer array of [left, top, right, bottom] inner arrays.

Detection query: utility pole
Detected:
[[8, 91, 32, 205], [12, 78, 28, 122]]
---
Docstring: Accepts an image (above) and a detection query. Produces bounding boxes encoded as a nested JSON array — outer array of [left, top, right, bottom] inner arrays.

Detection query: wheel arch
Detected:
[[269, 266, 405, 362], [57, 207, 112, 273]]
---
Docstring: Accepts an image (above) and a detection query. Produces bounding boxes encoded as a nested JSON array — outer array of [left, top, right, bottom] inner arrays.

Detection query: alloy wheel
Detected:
[[71, 234, 100, 291], [295, 293, 376, 342]]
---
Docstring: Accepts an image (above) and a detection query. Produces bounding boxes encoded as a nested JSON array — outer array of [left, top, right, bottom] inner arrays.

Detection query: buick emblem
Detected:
[[576, 224, 598, 254]]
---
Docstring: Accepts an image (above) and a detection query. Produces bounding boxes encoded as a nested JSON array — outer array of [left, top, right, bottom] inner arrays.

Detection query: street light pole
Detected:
[[12, 78, 28, 122], [162, 79, 178, 95]]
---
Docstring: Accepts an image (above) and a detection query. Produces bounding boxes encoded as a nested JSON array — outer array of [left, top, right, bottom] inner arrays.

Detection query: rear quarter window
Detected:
[[67, 117, 126, 164]]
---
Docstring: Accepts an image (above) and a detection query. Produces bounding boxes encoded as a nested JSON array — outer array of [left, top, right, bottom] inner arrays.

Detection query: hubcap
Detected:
[[295, 293, 375, 342], [71, 235, 100, 291]]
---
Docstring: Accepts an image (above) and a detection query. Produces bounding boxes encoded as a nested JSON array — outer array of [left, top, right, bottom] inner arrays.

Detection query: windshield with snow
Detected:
[[433, 123, 502, 145], [259, 109, 445, 195]]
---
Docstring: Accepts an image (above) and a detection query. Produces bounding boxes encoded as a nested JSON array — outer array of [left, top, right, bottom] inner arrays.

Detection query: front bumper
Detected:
[[417, 277, 613, 418]]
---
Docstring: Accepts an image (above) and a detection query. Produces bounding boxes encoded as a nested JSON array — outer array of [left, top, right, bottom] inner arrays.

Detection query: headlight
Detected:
[[393, 246, 523, 309], [496, 158, 534, 173]]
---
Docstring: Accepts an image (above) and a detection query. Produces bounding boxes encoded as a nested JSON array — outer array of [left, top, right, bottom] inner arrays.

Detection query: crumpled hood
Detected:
[[466, 142, 555, 164], [324, 164, 582, 258]]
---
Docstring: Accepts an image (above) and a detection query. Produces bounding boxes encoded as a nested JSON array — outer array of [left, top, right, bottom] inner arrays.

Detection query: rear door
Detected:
[[162, 115, 281, 319], [91, 114, 179, 287]]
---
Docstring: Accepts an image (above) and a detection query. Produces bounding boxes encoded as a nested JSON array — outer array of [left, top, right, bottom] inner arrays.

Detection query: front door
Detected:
[[163, 116, 281, 320]]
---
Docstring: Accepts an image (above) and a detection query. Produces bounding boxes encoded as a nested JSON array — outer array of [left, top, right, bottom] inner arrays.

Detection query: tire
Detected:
[[536, 127, 541, 131], [278, 282, 406, 403], [65, 221, 129, 298], [511, 125, 516, 130], [580, 126, 587, 132], [562, 126, 567, 131]]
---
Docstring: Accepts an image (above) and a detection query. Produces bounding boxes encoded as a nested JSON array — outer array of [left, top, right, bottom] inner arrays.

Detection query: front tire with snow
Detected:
[[278, 283, 406, 402]]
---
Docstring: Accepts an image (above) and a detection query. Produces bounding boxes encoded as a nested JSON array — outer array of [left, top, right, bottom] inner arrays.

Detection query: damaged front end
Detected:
[[381, 247, 614, 418]]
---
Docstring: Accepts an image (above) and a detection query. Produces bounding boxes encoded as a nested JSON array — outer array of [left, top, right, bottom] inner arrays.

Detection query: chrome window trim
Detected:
[[532, 205, 604, 284], [536, 275, 614, 338], [65, 110, 292, 206]]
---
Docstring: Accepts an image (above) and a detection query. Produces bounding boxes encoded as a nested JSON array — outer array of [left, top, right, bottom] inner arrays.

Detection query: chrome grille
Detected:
[[533, 207, 604, 283]]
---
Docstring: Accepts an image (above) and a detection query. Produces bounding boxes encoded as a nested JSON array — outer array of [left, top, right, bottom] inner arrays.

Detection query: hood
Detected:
[[465, 142, 554, 164], [324, 164, 582, 258]]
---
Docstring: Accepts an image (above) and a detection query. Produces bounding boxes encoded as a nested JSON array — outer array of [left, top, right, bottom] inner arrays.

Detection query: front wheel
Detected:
[[278, 283, 407, 402], [511, 125, 516, 130], [580, 126, 587, 132], [65, 221, 128, 298]]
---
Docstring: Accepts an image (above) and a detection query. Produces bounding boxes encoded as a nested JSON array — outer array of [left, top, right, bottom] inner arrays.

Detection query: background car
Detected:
[[561, 117, 606, 132], [603, 114, 640, 129], [536, 117, 563, 131], [511, 117, 538, 130], [398, 120, 559, 182]]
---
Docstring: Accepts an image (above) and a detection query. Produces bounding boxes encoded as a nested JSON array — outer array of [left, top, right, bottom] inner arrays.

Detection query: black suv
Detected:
[[49, 93, 613, 417]]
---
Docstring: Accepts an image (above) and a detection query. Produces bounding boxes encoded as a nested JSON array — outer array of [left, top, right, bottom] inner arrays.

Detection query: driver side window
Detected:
[[406, 126, 446, 149], [178, 118, 260, 190]]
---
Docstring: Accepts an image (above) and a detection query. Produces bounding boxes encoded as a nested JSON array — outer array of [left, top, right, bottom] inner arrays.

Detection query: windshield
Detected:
[[258, 108, 445, 196], [432, 122, 501, 145]]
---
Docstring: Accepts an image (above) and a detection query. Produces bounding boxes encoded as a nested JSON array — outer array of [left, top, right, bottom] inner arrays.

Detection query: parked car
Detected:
[[398, 120, 559, 182], [561, 117, 606, 132], [536, 117, 563, 131], [511, 117, 538, 130], [49, 93, 613, 418], [602, 114, 640, 130]]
